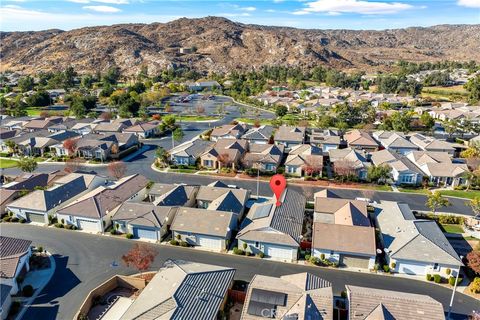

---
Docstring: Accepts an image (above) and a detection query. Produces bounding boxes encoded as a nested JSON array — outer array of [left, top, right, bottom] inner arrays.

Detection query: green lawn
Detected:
[[235, 118, 272, 125], [26, 107, 43, 116], [439, 190, 480, 200], [440, 224, 464, 234], [398, 187, 430, 195], [0, 158, 19, 169], [177, 115, 220, 122], [168, 168, 198, 173], [371, 185, 392, 191]]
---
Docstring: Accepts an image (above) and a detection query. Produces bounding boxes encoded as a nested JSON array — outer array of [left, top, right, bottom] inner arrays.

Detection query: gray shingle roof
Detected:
[[112, 202, 177, 228], [171, 207, 235, 237], [0, 236, 32, 278]]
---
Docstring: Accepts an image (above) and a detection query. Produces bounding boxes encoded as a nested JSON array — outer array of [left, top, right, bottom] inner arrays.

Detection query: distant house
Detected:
[[241, 125, 274, 145], [116, 260, 235, 320], [200, 138, 248, 170], [0, 236, 32, 295], [374, 201, 463, 276], [372, 131, 419, 155], [112, 203, 177, 241], [170, 207, 236, 251], [237, 189, 306, 261], [284, 144, 323, 176], [312, 193, 376, 269], [406, 151, 468, 187], [73, 133, 139, 161], [346, 285, 445, 320], [187, 81, 221, 92], [242, 144, 284, 172], [150, 184, 198, 207], [169, 139, 214, 166], [309, 128, 341, 153], [94, 119, 139, 134], [210, 123, 247, 141], [370, 149, 423, 185], [56, 174, 149, 233], [0, 173, 50, 214], [344, 130, 378, 152], [7, 173, 103, 224], [328, 148, 370, 180], [274, 126, 306, 149], [409, 133, 455, 156], [23, 117, 64, 132], [123, 121, 160, 139], [71, 122, 97, 136], [241, 273, 333, 320]]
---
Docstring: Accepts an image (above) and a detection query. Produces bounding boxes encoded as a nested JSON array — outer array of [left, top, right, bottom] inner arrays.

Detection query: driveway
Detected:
[[1, 224, 478, 320]]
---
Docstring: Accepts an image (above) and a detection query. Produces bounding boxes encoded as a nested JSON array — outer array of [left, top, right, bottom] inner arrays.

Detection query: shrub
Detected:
[[61, 218, 65, 225], [242, 242, 248, 250], [2, 216, 11, 222], [445, 268, 451, 275], [54, 223, 64, 228], [176, 234, 182, 240], [22, 285, 34, 297], [426, 274, 433, 281], [433, 274, 442, 283], [65, 224, 74, 230], [125, 233, 134, 239], [305, 254, 311, 261], [180, 241, 189, 247], [340, 291, 347, 298], [320, 253, 325, 260], [233, 247, 245, 255], [110, 229, 116, 235], [258, 252, 265, 258], [448, 276, 463, 286], [11, 217, 19, 223], [170, 239, 179, 246], [19, 218, 26, 223], [309, 256, 321, 266], [470, 277, 480, 293], [37, 246, 43, 253], [390, 262, 396, 269], [383, 265, 390, 273], [374, 263, 380, 271]]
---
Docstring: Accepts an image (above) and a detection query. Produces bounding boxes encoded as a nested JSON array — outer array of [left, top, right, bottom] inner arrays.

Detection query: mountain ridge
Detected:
[[1, 17, 479, 75]]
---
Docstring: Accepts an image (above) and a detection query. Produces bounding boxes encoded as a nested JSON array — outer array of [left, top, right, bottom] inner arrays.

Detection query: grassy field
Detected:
[[0, 158, 19, 169], [421, 85, 468, 101], [235, 118, 273, 125], [439, 190, 480, 200], [177, 115, 220, 122], [440, 224, 464, 234]]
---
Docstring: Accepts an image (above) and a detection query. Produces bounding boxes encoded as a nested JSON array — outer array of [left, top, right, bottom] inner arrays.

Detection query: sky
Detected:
[[0, 0, 479, 31]]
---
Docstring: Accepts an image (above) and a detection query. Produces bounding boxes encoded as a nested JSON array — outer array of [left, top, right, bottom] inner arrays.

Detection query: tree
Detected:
[[390, 111, 411, 133], [333, 160, 357, 180], [426, 191, 450, 215], [18, 76, 34, 92], [18, 157, 37, 173], [102, 67, 121, 85], [465, 75, 480, 103], [5, 140, 17, 154], [155, 147, 169, 167], [64, 158, 84, 173], [26, 91, 50, 108], [217, 153, 232, 169], [367, 165, 391, 183], [466, 250, 480, 275], [420, 112, 435, 131], [108, 161, 127, 180], [121, 243, 158, 277], [275, 105, 287, 117], [444, 119, 459, 138], [302, 155, 323, 177], [63, 138, 77, 156], [99, 112, 113, 121], [138, 106, 149, 120], [172, 127, 184, 142]]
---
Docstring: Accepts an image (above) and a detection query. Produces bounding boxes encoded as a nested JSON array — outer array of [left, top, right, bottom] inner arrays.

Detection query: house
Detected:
[[0, 284, 12, 320], [210, 123, 247, 141], [241, 125, 274, 145], [242, 144, 284, 172], [374, 201, 463, 276], [123, 121, 160, 139], [346, 285, 445, 320], [7, 172, 103, 224], [409, 133, 455, 156], [372, 131, 419, 155], [73, 133, 139, 160], [196, 185, 250, 224], [170, 207, 236, 251], [370, 149, 423, 185], [23, 117, 64, 132], [16, 136, 57, 156], [71, 122, 97, 135], [285, 144, 323, 176], [344, 130, 378, 152], [241, 273, 333, 320], [274, 126, 306, 149], [237, 189, 306, 261], [56, 174, 149, 233], [406, 151, 468, 187], [0, 236, 32, 295], [309, 129, 341, 153], [169, 138, 213, 166], [328, 148, 370, 180], [0, 173, 50, 214], [200, 138, 248, 170], [93, 119, 138, 134], [151, 184, 198, 207], [112, 203, 178, 241], [312, 195, 376, 269], [117, 260, 234, 320]]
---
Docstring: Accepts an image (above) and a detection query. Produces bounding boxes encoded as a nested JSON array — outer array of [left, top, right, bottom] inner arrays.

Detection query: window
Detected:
[[330, 250, 334, 255], [433, 263, 439, 271], [255, 241, 260, 248]]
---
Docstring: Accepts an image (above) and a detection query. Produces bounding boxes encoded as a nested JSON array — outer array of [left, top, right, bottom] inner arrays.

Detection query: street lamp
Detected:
[[447, 255, 463, 320]]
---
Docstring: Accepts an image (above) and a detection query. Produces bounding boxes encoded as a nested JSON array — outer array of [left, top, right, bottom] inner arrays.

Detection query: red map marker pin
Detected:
[[270, 174, 287, 207]]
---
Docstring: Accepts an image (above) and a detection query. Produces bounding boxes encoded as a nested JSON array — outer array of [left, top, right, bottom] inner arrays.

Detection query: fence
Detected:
[[228, 289, 246, 303]]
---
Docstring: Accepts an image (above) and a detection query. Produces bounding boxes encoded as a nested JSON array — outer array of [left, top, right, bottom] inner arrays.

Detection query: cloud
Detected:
[[82, 5, 122, 12], [241, 6, 256, 11], [69, 0, 129, 4], [273, 0, 284, 3], [294, 0, 413, 15], [457, 0, 480, 8]]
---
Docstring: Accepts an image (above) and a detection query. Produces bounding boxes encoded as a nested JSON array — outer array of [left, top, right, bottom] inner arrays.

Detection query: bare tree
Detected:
[[64, 158, 84, 173], [100, 112, 113, 121], [334, 160, 357, 181], [217, 153, 232, 169], [63, 138, 78, 156], [302, 155, 323, 177], [108, 161, 127, 180]]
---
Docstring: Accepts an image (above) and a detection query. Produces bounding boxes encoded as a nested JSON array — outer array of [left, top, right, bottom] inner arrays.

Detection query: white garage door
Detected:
[[197, 235, 223, 250], [133, 227, 158, 240], [77, 219, 99, 232], [397, 261, 426, 275], [341, 255, 370, 269], [265, 245, 294, 260], [26, 212, 45, 224]]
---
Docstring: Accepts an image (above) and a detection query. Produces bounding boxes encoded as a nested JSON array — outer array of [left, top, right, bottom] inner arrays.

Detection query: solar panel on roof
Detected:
[[252, 204, 272, 220]]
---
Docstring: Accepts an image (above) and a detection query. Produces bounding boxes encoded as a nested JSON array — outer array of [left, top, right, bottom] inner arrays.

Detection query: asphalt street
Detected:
[[1, 224, 478, 320]]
